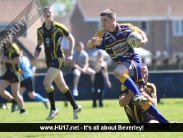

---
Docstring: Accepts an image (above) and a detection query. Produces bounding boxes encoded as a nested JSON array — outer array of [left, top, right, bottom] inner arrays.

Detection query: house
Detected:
[[0, 0, 47, 75], [70, 0, 183, 64]]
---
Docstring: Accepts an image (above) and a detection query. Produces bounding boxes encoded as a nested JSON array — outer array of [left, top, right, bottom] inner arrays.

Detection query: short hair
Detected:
[[3, 31, 9, 37], [97, 51, 103, 56], [43, 6, 53, 13], [100, 9, 116, 19], [76, 42, 84, 47], [142, 63, 147, 67]]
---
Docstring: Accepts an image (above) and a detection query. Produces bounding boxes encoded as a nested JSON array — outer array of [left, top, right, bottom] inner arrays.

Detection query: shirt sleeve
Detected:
[[37, 29, 43, 42], [57, 24, 69, 37], [83, 51, 89, 61], [92, 29, 106, 50], [13, 44, 20, 58], [20, 57, 30, 71], [130, 24, 141, 33]]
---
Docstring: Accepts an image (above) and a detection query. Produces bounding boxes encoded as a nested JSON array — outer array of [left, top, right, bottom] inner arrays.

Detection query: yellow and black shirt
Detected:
[[37, 21, 69, 61], [120, 82, 157, 123], [3, 43, 20, 72]]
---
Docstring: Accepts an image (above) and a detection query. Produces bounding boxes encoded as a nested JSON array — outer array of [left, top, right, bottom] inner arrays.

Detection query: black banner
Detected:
[[0, 123, 182, 132]]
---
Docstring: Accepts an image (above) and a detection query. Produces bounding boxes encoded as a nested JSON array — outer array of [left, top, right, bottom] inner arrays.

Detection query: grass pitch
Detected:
[[0, 98, 183, 138]]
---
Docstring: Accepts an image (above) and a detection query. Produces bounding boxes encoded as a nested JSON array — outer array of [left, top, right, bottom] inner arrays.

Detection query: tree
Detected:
[[40, 0, 75, 15]]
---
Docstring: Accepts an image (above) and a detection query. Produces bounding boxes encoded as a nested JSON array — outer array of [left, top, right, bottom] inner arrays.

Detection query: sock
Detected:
[[34, 93, 47, 103], [11, 99, 16, 104], [47, 91, 56, 110], [20, 109, 26, 113], [17, 96, 24, 110], [142, 102, 168, 123], [120, 74, 141, 95], [62, 88, 78, 110]]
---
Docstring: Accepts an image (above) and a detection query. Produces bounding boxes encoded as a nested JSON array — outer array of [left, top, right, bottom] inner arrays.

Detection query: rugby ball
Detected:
[[127, 32, 142, 48]]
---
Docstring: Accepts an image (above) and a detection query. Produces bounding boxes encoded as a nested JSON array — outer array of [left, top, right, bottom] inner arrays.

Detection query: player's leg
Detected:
[[72, 68, 81, 96], [17, 86, 26, 110], [113, 62, 146, 105], [141, 101, 168, 123], [43, 67, 60, 120], [0, 74, 17, 112], [11, 82, 26, 114], [131, 59, 168, 123], [26, 77, 48, 109], [54, 71, 82, 120]]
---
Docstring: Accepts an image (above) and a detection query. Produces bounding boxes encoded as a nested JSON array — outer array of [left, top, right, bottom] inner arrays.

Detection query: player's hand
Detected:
[[91, 37, 102, 45], [34, 51, 40, 57], [137, 40, 146, 48], [1, 56, 7, 63], [87, 37, 103, 48], [65, 55, 73, 65], [141, 91, 149, 98], [0, 61, 5, 65]]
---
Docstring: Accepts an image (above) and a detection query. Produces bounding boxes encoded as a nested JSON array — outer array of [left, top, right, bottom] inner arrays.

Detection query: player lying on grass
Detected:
[[119, 64, 176, 125]]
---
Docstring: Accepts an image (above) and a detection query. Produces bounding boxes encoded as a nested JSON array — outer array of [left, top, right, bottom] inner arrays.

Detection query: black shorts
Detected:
[[1, 71, 20, 83], [20, 77, 35, 92], [46, 58, 64, 71]]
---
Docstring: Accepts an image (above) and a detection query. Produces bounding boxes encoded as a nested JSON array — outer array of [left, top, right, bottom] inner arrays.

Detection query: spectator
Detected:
[[71, 42, 95, 96]]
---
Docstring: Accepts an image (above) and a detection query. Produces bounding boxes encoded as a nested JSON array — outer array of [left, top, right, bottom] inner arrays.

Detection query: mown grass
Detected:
[[0, 98, 183, 138]]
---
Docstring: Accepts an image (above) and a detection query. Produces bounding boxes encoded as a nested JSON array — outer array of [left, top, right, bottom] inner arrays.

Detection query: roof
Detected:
[[75, 0, 183, 21], [18, 37, 45, 60], [0, 0, 33, 24]]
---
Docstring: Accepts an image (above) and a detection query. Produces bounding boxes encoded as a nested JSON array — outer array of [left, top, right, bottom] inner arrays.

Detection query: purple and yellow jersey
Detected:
[[93, 23, 141, 65]]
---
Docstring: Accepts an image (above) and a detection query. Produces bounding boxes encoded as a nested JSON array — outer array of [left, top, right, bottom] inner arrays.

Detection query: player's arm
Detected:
[[133, 26, 148, 47], [119, 85, 134, 107], [2, 47, 20, 64], [65, 33, 75, 57], [138, 29, 148, 46], [141, 84, 157, 106], [2, 56, 20, 64], [34, 29, 43, 57], [0, 46, 5, 65], [87, 30, 104, 49]]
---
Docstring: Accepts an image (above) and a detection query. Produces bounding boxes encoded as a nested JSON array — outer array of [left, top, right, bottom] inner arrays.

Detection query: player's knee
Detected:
[[28, 93, 35, 99], [0, 88, 4, 93], [43, 81, 51, 88], [0, 84, 5, 92], [119, 100, 125, 107], [61, 86, 69, 93], [113, 70, 123, 79]]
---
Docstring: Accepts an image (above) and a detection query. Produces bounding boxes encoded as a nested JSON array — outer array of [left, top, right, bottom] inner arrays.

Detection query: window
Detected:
[[141, 21, 148, 34], [173, 20, 183, 36]]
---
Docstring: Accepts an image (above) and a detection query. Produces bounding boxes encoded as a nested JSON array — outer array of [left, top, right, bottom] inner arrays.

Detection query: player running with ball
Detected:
[[87, 9, 169, 123]]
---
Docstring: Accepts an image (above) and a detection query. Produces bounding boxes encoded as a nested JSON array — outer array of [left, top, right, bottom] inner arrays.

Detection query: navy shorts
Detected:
[[20, 77, 35, 92], [46, 58, 65, 71]]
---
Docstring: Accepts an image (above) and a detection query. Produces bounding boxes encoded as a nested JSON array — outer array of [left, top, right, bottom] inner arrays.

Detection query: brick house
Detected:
[[70, 0, 183, 64], [0, 0, 46, 75]]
